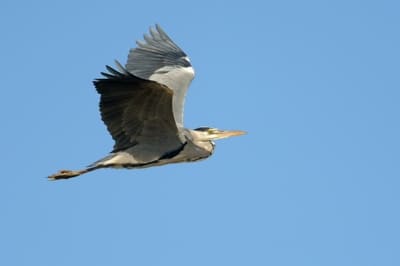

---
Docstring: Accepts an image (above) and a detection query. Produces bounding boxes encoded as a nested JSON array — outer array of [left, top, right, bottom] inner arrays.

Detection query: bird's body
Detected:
[[49, 25, 245, 180], [91, 128, 214, 169]]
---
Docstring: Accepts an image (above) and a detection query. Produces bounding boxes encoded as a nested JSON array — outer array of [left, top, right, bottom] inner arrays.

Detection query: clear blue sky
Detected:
[[1, 0, 399, 265]]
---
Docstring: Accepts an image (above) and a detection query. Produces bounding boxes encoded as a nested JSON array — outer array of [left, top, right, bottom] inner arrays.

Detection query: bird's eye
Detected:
[[209, 128, 217, 134]]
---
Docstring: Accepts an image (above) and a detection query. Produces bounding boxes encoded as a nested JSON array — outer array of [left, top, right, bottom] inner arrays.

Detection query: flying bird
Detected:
[[49, 25, 245, 180]]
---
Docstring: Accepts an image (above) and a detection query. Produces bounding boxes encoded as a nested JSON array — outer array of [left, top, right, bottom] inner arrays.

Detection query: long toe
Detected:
[[48, 170, 81, 180]]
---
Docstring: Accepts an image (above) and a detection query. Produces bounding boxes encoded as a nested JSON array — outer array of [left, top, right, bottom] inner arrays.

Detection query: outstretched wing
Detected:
[[93, 64, 185, 155], [126, 24, 195, 128]]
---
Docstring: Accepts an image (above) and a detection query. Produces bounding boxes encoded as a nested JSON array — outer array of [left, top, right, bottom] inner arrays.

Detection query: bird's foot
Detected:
[[48, 169, 83, 180]]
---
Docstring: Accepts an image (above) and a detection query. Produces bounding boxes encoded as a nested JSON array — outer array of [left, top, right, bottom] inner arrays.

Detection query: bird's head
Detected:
[[193, 127, 246, 141]]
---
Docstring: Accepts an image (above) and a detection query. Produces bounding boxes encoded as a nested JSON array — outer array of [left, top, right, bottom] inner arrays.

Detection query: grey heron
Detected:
[[49, 25, 245, 180]]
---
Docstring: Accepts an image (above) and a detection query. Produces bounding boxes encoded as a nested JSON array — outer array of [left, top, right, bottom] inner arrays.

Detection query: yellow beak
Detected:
[[215, 130, 247, 139]]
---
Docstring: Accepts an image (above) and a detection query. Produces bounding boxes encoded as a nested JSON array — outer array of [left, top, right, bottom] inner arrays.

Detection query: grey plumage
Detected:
[[48, 25, 245, 180], [94, 66, 184, 154], [127, 24, 189, 79]]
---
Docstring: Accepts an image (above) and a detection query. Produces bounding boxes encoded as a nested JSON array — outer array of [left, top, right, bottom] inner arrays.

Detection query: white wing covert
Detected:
[[126, 25, 195, 128]]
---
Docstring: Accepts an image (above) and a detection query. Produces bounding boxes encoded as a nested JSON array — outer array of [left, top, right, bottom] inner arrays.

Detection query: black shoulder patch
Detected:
[[159, 142, 187, 160]]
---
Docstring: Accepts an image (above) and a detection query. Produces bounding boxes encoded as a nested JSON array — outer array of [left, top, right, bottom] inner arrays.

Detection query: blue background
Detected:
[[1, 0, 399, 265]]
